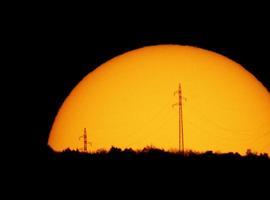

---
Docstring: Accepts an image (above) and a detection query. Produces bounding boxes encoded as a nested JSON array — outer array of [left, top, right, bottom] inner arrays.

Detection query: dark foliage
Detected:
[[44, 145, 269, 162]]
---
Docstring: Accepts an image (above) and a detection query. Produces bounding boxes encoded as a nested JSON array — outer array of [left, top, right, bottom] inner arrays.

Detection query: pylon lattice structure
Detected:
[[173, 83, 184, 153], [79, 128, 91, 153]]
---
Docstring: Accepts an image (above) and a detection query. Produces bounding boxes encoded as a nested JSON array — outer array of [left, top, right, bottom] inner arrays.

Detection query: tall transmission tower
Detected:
[[79, 128, 91, 153], [173, 83, 184, 153]]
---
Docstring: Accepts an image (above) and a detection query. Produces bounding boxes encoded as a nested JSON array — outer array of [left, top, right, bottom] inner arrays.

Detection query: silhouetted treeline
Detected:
[[44, 145, 270, 161]]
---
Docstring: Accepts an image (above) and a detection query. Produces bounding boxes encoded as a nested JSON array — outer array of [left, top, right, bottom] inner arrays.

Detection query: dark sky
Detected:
[[19, 5, 270, 156]]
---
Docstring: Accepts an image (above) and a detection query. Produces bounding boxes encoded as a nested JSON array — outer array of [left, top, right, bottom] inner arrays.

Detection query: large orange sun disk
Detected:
[[48, 45, 270, 154]]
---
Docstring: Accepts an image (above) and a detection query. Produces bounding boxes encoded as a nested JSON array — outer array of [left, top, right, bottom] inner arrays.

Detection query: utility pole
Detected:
[[173, 83, 184, 153], [79, 128, 91, 153]]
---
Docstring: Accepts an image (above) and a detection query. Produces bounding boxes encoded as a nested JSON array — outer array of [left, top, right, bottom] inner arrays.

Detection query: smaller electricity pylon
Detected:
[[79, 128, 92, 153]]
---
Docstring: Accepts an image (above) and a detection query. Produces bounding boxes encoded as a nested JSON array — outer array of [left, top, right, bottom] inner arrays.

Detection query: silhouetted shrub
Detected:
[[109, 146, 122, 154]]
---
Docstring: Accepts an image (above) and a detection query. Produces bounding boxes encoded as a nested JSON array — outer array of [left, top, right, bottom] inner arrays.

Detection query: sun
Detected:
[[48, 45, 270, 154]]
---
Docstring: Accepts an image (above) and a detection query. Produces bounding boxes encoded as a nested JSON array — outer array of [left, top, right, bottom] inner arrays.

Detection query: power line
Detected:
[[124, 100, 174, 147]]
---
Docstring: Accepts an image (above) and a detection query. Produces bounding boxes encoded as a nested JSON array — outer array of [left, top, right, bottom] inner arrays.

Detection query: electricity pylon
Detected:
[[79, 128, 92, 153], [173, 83, 185, 153]]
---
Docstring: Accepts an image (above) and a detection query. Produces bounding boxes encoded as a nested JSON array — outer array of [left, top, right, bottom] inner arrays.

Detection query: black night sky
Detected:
[[18, 4, 270, 160]]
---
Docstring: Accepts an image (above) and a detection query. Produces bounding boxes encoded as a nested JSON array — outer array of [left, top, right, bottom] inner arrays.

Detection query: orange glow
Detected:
[[48, 45, 270, 154]]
